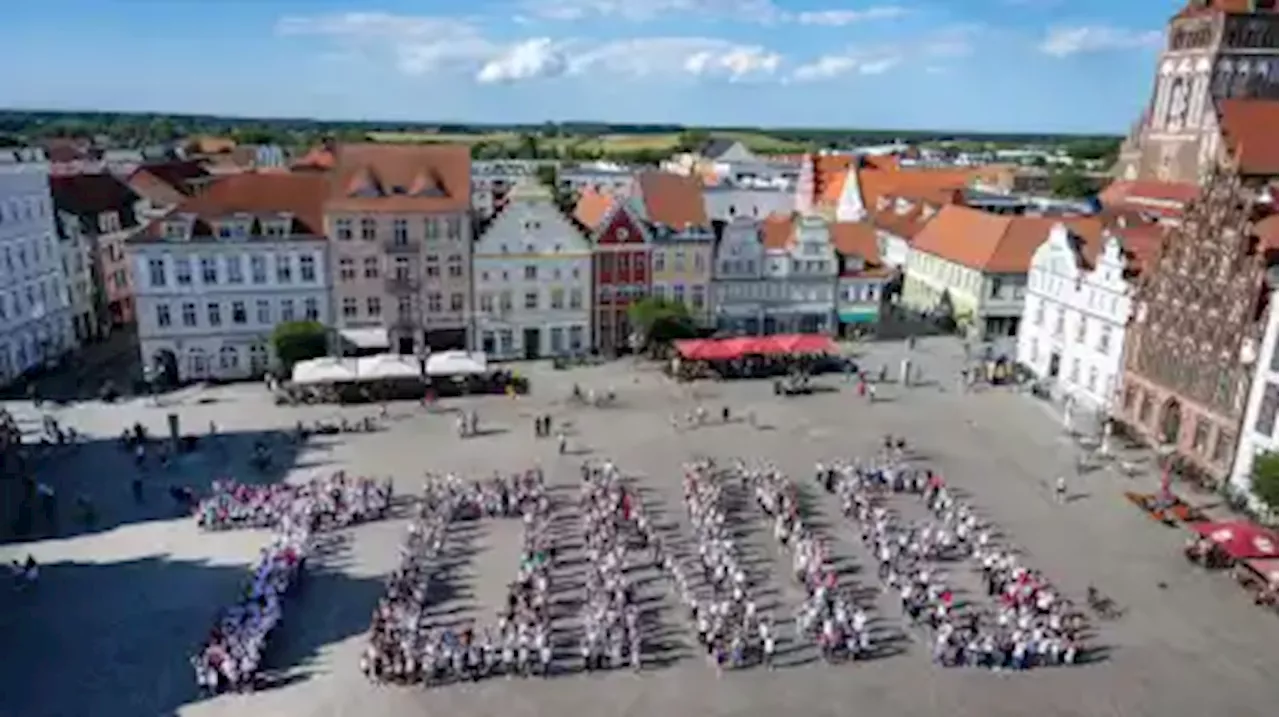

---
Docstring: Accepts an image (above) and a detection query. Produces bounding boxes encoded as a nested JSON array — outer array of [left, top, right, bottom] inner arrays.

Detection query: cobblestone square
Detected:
[[1, 337, 1276, 717]]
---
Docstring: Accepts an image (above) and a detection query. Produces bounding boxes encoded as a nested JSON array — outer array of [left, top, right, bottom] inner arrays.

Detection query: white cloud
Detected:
[[793, 6, 906, 26], [477, 38, 568, 83], [1038, 25, 1161, 57], [570, 37, 781, 80], [789, 25, 974, 82], [520, 0, 905, 25], [282, 14, 785, 84]]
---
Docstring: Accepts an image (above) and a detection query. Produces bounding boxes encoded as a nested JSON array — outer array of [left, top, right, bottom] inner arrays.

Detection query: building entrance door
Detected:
[[1048, 352, 1061, 378], [523, 328, 541, 360]]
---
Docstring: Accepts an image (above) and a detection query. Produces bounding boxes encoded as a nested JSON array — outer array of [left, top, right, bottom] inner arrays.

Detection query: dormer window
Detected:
[[261, 219, 290, 238], [163, 220, 191, 241]]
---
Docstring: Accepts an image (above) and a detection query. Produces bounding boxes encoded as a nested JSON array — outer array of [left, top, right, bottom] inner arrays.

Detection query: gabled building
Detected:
[[125, 160, 212, 219], [710, 216, 768, 335], [573, 190, 650, 351], [634, 172, 716, 325], [48, 173, 146, 332], [1113, 171, 1275, 486], [1016, 218, 1164, 426], [473, 181, 592, 359], [128, 173, 330, 382], [325, 143, 473, 355], [830, 221, 892, 337], [759, 213, 839, 335], [903, 205, 1103, 341], [0, 148, 75, 385]]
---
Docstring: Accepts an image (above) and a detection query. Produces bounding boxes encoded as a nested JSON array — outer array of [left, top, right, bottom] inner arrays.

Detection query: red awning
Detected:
[[1245, 558, 1280, 585], [1191, 520, 1279, 560], [675, 334, 836, 361]]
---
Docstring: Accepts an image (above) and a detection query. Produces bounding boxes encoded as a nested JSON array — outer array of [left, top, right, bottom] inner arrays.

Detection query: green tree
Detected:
[[628, 297, 697, 351], [1048, 167, 1094, 199], [676, 129, 710, 153], [271, 320, 328, 373], [1251, 450, 1279, 511]]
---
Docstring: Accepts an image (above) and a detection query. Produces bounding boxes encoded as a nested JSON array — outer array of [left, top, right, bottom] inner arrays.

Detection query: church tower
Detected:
[[1115, 0, 1277, 184]]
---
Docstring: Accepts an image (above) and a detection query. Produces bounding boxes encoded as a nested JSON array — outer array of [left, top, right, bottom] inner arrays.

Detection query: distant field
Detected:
[[365, 130, 809, 155]]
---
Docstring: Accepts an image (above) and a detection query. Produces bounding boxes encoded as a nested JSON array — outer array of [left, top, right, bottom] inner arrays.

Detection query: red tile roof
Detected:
[[1257, 212, 1279, 252], [911, 205, 1103, 274], [1175, 0, 1275, 17], [137, 173, 329, 243], [761, 213, 796, 250], [1097, 180, 1201, 216], [292, 146, 336, 171], [49, 174, 142, 223], [1218, 99, 1279, 177], [636, 171, 709, 228], [573, 188, 616, 230], [326, 143, 470, 213]]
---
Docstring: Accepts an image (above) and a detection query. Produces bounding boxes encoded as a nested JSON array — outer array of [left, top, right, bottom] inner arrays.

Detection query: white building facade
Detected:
[[0, 148, 75, 385], [473, 184, 592, 360], [1230, 285, 1279, 504], [1017, 224, 1133, 426], [762, 214, 839, 335], [130, 217, 331, 382]]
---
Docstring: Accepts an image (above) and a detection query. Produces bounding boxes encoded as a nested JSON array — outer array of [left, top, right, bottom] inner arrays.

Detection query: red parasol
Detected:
[[1245, 558, 1279, 585], [1190, 520, 1280, 560]]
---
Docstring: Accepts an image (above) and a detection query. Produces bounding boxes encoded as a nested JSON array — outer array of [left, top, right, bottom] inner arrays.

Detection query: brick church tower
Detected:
[[1114, 0, 1278, 184]]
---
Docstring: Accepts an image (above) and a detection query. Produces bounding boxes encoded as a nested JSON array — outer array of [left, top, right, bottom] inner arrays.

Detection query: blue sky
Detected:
[[1, 0, 1181, 133]]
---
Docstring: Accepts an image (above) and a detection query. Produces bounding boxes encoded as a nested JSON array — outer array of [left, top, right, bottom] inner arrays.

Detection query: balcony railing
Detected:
[[384, 238, 420, 253], [385, 276, 421, 293]]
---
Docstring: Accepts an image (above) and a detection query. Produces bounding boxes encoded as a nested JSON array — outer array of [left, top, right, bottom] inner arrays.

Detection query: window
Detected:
[[424, 218, 439, 240], [394, 256, 411, 280], [1192, 417, 1210, 453], [499, 329, 514, 354], [397, 296, 413, 320], [427, 292, 443, 313], [652, 284, 666, 301], [335, 218, 353, 240], [1054, 308, 1065, 336], [569, 288, 583, 309], [156, 303, 171, 327], [524, 291, 538, 309], [673, 251, 686, 272], [275, 255, 292, 283], [446, 216, 462, 240], [618, 254, 631, 274], [339, 257, 355, 281], [550, 327, 565, 354], [367, 296, 381, 317], [673, 284, 686, 304], [654, 252, 666, 272], [1098, 325, 1112, 354], [1068, 358, 1080, 383], [524, 264, 537, 280], [550, 288, 565, 309], [299, 255, 316, 282], [250, 255, 267, 284], [480, 293, 494, 313], [304, 297, 319, 321], [229, 301, 246, 325], [989, 277, 1003, 299], [499, 291, 513, 311], [281, 299, 295, 322], [570, 323, 585, 350], [424, 254, 440, 277], [256, 299, 271, 325], [363, 256, 379, 279], [148, 258, 167, 287], [450, 293, 464, 312], [360, 217, 377, 240], [207, 302, 222, 326], [200, 256, 218, 284], [175, 257, 192, 286], [392, 219, 409, 244], [1030, 338, 1039, 363], [1256, 382, 1279, 437], [447, 255, 463, 278], [1075, 315, 1088, 343], [1087, 366, 1098, 393], [694, 252, 706, 272], [181, 302, 197, 327], [692, 285, 705, 309], [226, 255, 243, 284]]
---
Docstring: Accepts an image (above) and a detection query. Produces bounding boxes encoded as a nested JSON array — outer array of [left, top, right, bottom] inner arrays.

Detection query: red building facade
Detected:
[[589, 203, 651, 352]]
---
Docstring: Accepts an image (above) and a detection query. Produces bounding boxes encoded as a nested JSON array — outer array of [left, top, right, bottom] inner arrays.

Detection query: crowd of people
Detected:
[[576, 460, 645, 671], [196, 472, 393, 532], [363, 470, 554, 685], [741, 464, 874, 661], [829, 438, 1089, 671], [191, 516, 310, 693]]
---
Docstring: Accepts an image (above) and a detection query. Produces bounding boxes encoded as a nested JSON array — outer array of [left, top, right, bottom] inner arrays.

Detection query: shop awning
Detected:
[[674, 334, 835, 361], [1190, 520, 1279, 560], [838, 307, 880, 324], [339, 327, 390, 350]]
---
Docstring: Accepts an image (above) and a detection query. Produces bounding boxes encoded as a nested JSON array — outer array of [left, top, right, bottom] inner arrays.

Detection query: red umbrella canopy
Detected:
[[1191, 520, 1280, 560]]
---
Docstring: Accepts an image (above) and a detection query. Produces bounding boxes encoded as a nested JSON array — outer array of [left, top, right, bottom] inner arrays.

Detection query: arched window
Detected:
[[188, 347, 208, 378], [219, 345, 239, 370]]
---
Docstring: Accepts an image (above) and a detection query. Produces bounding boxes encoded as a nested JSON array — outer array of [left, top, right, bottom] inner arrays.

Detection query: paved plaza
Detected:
[[1, 337, 1276, 717]]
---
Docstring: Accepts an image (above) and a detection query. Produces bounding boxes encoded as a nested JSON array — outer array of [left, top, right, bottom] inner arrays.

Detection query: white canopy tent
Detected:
[[357, 353, 420, 381], [291, 357, 359, 385], [425, 350, 488, 377], [339, 327, 391, 350]]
